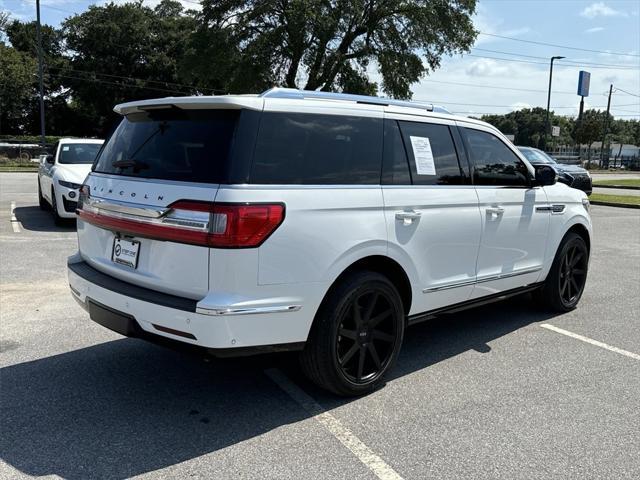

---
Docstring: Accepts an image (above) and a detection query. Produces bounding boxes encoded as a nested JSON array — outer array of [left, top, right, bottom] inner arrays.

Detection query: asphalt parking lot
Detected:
[[1, 172, 639, 480]]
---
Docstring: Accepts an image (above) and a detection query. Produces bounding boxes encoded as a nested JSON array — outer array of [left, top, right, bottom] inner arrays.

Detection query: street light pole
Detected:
[[545, 55, 565, 148], [35, 0, 46, 146]]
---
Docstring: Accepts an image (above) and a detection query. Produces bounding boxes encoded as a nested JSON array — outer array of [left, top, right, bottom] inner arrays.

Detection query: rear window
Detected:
[[93, 109, 238, 183], [58, 143, 102, 164], [250, 112, 383, 184]]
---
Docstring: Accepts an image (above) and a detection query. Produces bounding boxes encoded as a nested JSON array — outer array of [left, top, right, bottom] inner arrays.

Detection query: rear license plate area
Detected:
[[112, 237, 140, 269]]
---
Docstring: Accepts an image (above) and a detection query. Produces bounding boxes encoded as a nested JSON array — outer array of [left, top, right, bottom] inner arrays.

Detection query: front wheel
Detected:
[[300, 271, 405, 396], [38, 179, 48, 210], [50, 187, 64, 226], [536, 232, 589, 312]]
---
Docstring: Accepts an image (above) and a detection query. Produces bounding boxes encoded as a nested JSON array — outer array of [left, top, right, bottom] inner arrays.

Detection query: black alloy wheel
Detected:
[[336, 290, 398, 384], [536, 232, 589, 312], [300, 271, 405, 396], [559, 242, 588, 307]]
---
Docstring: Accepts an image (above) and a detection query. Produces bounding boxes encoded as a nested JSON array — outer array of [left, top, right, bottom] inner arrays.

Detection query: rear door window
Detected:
[[397, 121, 466, 185], [250, 112, 383, 184], [93, 109, 239, 183]]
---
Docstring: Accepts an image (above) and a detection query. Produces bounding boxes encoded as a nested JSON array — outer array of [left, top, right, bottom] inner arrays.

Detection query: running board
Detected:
[[407, 283, 543, 326]]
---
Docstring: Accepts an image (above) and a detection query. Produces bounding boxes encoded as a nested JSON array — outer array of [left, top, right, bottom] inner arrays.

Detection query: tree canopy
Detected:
[[197, 0, 478, 98], [0, 0, 638, 149]]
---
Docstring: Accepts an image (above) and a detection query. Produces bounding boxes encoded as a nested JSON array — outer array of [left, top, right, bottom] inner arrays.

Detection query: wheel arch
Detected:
[[323, 255, 413, 316], [566, 222, 591, 254]]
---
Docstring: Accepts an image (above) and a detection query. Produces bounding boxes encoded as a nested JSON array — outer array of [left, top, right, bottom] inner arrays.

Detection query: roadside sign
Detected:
[[577, 71, 591, 97], [552, 126, 560, 137]]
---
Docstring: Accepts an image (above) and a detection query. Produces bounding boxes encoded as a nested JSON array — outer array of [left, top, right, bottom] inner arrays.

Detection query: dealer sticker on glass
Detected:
[[112, 237, 140, 269]]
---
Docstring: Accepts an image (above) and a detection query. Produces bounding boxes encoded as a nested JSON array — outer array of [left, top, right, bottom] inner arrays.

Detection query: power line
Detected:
[[46, 66, 226, 94], [465, 53, 640, 70], [420, 78, 576, 95], [47, 72, 193, 95], [472, 47, 640, 69], [478, 32, 640, 58], [614, 87, 640, 98]]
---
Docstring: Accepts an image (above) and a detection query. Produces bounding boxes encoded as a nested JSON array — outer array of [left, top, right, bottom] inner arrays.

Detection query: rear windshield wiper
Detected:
[[112, 159, 149, 170]]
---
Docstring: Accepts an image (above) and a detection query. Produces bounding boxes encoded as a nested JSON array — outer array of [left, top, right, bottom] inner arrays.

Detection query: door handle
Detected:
[[486, 206, 505, 215], [395, 210, 421, 225]]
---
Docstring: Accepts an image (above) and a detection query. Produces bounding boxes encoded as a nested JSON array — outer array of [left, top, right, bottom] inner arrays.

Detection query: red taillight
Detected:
[[77, 199, 285, 248], [209, 204, 285, 248]]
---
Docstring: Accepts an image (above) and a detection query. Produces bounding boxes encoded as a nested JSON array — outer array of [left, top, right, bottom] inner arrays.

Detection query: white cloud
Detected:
[[580, 2, 626, 19], [466, 58, 512, 77], [584, 26, 605, 33]]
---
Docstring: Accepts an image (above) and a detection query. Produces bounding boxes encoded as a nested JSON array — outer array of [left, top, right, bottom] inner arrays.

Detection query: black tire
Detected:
[[300, 270, 405, 396], [38, 179, 48, 210], [51, 187, 64, 226], [535, 232, 589, 312]]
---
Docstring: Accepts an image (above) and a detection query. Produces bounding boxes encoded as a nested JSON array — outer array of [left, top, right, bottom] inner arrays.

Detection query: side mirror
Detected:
[[535, 165, 557, 186], [46, 154, 55, 165]]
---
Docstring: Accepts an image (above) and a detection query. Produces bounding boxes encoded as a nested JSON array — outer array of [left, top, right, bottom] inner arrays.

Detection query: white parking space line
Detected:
[[265, 369, 404, 480], [10, 201, 21, 233], [541, 324, 640, 361]]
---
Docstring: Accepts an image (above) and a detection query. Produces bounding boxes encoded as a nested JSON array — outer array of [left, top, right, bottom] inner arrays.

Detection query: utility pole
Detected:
[[35, 0, 46, 146], [545, 56, 565, 149], [600, 84, 613, 167]]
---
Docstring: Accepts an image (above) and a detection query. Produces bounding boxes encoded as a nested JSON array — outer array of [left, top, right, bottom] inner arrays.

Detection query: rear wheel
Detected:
[[300, 271, 405, 396], [536, 232, 589, 312], [51, 187, 63, 226]]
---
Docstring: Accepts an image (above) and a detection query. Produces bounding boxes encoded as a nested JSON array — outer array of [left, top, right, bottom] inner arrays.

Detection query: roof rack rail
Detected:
[[260, 87, 451, 114]]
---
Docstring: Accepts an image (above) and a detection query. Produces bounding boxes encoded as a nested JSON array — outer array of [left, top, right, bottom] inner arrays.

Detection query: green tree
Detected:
[[0, 44, 36, 134], [573, 109, 612, 165], [197, 0, 478, 98], [62, 0, 197, 134]]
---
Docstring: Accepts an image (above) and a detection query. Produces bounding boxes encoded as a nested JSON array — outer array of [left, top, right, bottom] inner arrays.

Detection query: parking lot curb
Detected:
[[593, 184, 640, 191], [590, 200, 640, 209]]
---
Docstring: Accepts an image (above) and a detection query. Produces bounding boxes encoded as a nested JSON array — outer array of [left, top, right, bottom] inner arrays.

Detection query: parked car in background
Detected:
[[38, 138, 104, 224], [68, 89, 592, 396], [517, 146, 592, 195]]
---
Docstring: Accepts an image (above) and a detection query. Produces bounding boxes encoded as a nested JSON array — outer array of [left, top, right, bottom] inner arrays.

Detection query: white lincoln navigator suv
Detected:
[[68, 88, 591, 396]]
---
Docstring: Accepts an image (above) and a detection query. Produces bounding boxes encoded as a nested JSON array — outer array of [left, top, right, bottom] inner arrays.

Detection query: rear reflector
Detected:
[[77, 198, 284, 248]]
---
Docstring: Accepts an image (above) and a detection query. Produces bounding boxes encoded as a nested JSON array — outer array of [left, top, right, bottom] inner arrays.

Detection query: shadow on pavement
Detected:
[[13, 206, 76, 232], [0, 294, 559, 479]]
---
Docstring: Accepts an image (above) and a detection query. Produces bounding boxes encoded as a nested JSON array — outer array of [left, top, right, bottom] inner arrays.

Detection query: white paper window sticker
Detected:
[[409, 136, 436, 175], [62, 146, 70, 151]]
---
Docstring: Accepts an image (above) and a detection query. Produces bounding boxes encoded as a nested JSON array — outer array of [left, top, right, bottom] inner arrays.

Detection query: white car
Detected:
[[67, 89, 592, 396], [38, 138, 104, 223]]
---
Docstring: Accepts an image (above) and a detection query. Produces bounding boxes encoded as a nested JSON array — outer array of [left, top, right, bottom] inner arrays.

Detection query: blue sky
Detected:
[[2, 0, 639, 119]]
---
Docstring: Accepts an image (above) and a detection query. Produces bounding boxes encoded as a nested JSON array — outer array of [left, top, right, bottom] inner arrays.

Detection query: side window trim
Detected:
[[459, 125, 533, 188], [381, 119, 412, 185], [450, 126, 473, 185]]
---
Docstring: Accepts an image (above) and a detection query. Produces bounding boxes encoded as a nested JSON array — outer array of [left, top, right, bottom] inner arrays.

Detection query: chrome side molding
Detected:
[[196, 304, 302, 316], [423, 266, 542, 293]]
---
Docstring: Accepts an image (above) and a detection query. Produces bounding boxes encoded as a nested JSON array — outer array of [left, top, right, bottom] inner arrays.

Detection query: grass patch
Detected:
[[590, 193, 640, 205], [593, 178, 640, 187], [0, 168, 38, 172]]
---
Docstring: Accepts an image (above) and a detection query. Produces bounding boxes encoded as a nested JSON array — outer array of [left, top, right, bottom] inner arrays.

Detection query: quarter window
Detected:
[[461, 128, 530, 186], [250, 113, 383, 184], [397, 121, 465, 185]]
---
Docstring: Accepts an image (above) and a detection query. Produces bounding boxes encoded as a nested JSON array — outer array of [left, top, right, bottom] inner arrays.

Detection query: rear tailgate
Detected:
[[78, 175, 217, 299], [75, 107, 243, 300]]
